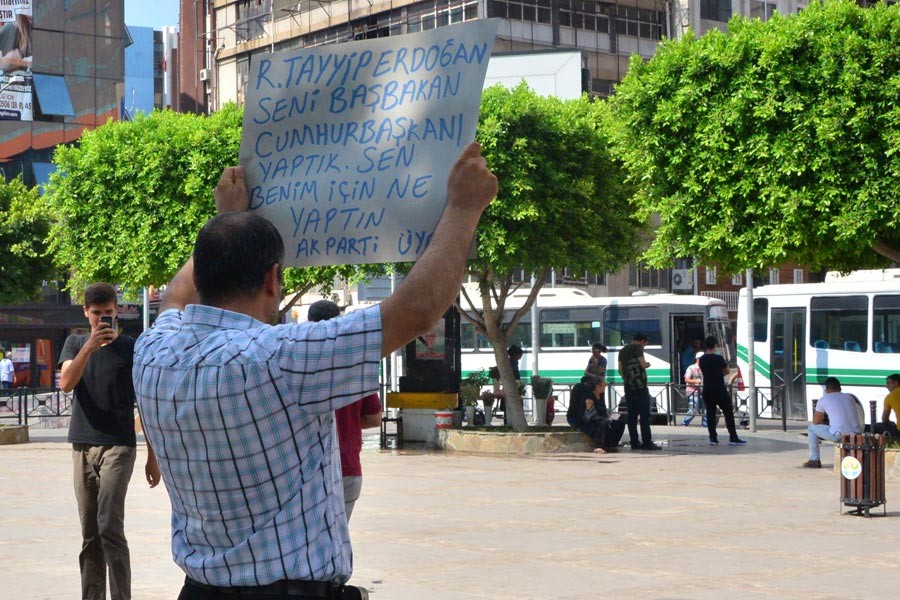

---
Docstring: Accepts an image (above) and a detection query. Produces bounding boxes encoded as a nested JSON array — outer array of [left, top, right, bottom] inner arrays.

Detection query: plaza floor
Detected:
[[2, 423, 897, 599]]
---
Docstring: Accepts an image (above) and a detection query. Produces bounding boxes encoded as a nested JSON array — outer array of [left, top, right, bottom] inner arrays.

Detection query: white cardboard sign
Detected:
[[239, 19, 499, 267]]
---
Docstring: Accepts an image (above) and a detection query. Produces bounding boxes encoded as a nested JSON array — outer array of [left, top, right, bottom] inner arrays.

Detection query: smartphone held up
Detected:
[[99, 315, 116, 347]]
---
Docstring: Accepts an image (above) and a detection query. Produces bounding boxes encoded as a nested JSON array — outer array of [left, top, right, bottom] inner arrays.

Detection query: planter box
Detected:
[[0, 425, 29, 445], [436, 429, 593, 455]]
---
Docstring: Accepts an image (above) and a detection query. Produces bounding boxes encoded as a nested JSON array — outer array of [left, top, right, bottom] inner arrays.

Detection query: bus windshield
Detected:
[[708, 316, 735, 364]]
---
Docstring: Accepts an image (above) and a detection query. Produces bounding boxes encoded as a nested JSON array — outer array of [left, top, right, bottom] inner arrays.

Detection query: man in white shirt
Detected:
[[803, 377, 862, 468], [0, 351, 14, 389]]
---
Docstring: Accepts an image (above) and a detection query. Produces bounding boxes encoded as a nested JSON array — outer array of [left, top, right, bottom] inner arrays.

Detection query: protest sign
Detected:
[[239, 19, 499, 267]]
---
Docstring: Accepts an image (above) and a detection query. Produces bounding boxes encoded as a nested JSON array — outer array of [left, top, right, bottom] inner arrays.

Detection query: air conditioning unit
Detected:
[[671, 269, 693, 291], [199, 68, 210, 82]]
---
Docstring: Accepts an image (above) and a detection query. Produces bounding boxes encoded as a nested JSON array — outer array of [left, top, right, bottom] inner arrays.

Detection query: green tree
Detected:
[[44, 105, 383, 311], [611, 0, 900, 274], [0, 177, 55, 303], [463, 84, 639, 431]]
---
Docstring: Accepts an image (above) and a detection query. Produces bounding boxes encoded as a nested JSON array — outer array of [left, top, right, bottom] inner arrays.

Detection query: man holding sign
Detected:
[[132, 141, 496, 599]]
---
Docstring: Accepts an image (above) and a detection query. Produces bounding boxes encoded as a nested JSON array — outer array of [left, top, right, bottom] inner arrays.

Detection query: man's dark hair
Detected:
[[704, 335, 718, 350], [193, 212, 285, 306], [632, 333, 648, 343], [308, 300, 341, 323], [824, 376, 842, 391], [888, 374, 900, 385], [592, 342, 608, 352], [83, 283, 117, 307], [508, 345, 523, 358]]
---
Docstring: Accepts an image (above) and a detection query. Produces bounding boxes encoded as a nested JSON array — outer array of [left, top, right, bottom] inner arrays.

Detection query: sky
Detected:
[[125, 0, 180, 29]]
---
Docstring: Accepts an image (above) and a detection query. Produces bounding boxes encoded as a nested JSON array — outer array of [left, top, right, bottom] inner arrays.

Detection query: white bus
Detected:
[[460, 287, 733, 418], [736, 269, 900, 423]]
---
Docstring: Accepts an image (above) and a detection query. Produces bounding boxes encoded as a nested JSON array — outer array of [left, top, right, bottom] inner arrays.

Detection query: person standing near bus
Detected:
[[585, 342, 608, 382], [682, 351, 704, 427], [698, 336, 747, 446], [874, 373, 900, 437], [618, 333, 661, 451]]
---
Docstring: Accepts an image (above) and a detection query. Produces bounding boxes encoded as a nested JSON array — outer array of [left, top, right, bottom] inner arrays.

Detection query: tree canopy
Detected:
[[465, 84, 639, 431], [44, 105, 384, 308], [611, 0, 900, 274], [0, 177, 55, 303]]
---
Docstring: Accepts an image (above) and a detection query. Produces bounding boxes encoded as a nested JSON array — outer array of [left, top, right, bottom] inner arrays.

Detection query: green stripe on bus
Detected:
[[462, 368, 673, 386], [736, 344, 771, 379]]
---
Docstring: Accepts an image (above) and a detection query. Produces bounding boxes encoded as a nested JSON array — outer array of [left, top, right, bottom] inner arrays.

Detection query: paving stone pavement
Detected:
[[2, 424, 898, 599]]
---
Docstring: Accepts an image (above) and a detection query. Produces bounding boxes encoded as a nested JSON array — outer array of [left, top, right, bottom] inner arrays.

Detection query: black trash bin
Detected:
[[838, 433, 886, 517]]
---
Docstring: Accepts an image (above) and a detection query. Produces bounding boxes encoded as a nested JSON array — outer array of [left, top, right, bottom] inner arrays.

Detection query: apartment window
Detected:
[[793, 269, 804, 284], [705, 266, 717, 286], [701, 0, 731, 21], [236, 57, 250, 105], [769, 268, 780, 285], [33, 74, 75, 117], [591, 78, 615, 97], [411, 0, 478, 31], [558, 0, 610, 33], [614, 5, 663, 40], [749, 0, 776, 21], [235, 0, 271, 43], [731, 273, 743, 286]]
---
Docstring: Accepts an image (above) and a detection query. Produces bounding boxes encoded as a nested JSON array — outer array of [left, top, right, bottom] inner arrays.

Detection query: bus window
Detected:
[[602, 306, 662, 347], [873, 295, 900, 354], [753, 298, 768, 342], [461, 322, 476, 350], [507, 323, 532, 350], [539, 309, 600, 349], [810, 296, 868, 352]]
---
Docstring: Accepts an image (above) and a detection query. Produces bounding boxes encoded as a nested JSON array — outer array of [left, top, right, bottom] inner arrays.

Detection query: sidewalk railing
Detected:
[[0, 388, 73, 427], [549, 382, 788, 430]]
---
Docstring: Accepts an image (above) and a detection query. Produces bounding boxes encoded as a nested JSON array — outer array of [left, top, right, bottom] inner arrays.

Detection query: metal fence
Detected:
[[0, 388, 73, 428], [551, 382, 789, 430]]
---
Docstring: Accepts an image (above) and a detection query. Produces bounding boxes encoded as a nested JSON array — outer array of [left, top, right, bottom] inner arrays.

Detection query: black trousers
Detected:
[[705, 390, 738, 442], [178, 577, 367, 600]]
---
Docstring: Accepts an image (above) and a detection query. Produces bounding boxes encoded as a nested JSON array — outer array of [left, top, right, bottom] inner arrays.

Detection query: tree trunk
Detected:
[[493, 344, 528, 431]]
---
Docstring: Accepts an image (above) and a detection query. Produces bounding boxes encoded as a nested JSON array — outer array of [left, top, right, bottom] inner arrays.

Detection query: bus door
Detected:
[[771, 308, 807, 420], [671, 314, 705, 383]]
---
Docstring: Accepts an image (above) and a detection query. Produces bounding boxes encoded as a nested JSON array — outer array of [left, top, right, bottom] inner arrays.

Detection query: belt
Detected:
[[185, 577, 341, 598]]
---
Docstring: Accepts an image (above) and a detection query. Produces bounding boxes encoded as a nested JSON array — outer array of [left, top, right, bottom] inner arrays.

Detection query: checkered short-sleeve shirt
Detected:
[[133, 304, 382, 586]]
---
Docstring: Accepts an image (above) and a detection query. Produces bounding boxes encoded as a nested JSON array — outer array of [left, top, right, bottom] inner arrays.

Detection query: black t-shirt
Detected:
[[618, 342, 648, 391], [698, 353, 728, 397], [59, 334, 137, 447]]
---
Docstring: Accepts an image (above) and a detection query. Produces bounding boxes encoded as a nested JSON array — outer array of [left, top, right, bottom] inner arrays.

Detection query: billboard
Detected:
[[0, 0, 32, 121]]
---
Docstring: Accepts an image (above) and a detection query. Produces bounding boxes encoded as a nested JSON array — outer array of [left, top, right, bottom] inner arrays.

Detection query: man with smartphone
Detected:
[[59, 283, 160, 600]]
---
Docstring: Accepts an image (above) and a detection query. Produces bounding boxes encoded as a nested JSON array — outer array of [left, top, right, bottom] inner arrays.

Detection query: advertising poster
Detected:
[[0, 0, 32, 121], [239, 19, 499, 267]]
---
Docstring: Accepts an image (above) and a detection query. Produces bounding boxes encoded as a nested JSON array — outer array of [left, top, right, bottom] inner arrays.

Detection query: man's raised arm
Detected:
[[379, 142, 497, 357], [159, 166, 250, 313]]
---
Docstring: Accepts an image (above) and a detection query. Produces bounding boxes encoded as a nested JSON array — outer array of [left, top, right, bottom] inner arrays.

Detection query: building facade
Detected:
[[0, 0, 128, 186], [0, 0, 130, 389]]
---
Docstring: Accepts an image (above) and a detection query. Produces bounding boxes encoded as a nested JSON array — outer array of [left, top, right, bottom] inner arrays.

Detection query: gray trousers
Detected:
[[73, 444, 136, 600], [342, 475, 363, 522]]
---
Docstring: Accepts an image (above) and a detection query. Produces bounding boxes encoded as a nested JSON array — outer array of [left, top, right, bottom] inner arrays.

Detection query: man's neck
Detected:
[[207, 297, 272, 325]]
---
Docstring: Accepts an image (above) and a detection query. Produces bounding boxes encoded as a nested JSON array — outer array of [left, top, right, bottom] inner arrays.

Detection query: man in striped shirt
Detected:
[[133, 142, 496, 600]]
